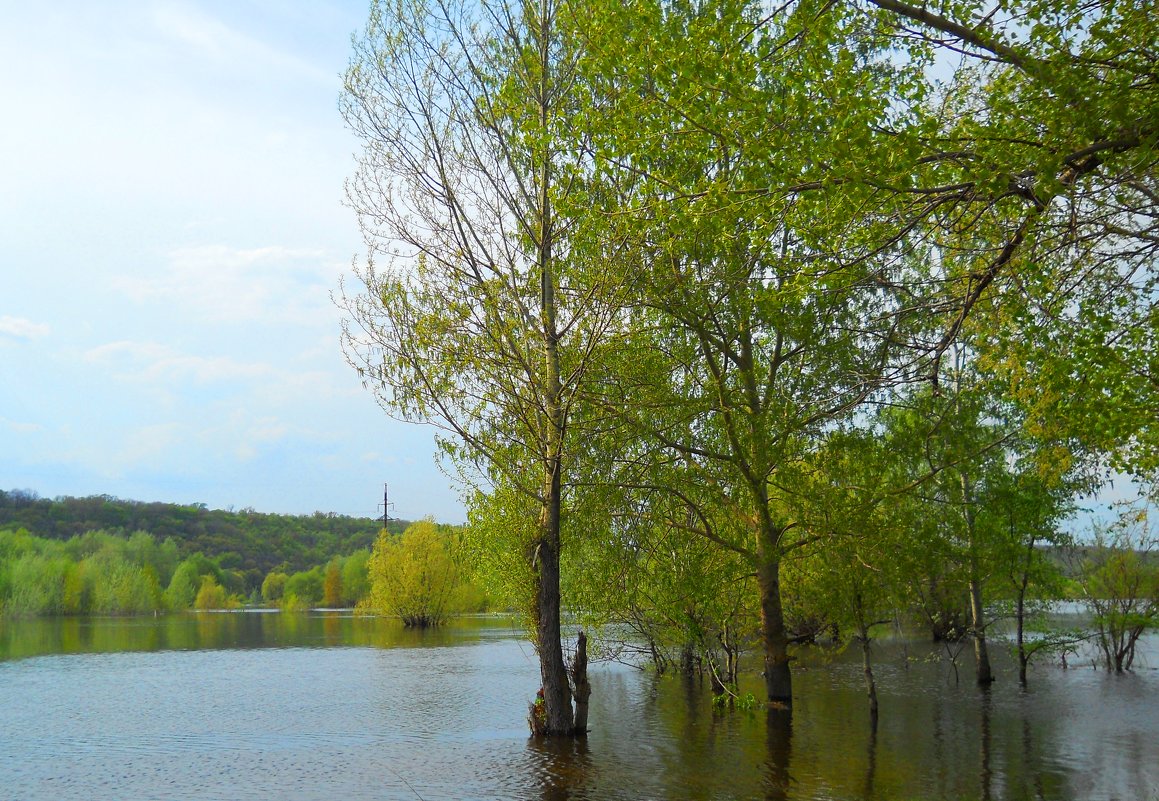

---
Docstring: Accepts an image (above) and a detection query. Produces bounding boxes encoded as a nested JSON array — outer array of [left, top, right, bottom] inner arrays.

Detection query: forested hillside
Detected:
[[0, 489, 407, 583]]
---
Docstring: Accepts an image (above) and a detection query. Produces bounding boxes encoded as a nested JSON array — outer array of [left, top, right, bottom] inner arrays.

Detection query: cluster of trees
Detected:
[[252, 521, 492, 616], [338, 0, 1159, 735], [259, 549, 373, 610], [0, 513, 495, 620], [0, 490, 401, 589], [360, 519, 491, 626], [0, 528, 245, 615]]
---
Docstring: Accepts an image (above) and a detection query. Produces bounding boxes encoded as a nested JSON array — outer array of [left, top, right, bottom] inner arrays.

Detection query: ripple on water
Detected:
[[1, 617, 1157, 801]]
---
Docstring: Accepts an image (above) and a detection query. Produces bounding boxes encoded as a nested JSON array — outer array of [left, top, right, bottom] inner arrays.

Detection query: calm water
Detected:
[[0, 613, 1156, 801]]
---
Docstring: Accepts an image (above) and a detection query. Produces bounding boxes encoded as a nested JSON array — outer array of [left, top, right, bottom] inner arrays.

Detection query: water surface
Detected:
[[0, 613, 1155, 800]]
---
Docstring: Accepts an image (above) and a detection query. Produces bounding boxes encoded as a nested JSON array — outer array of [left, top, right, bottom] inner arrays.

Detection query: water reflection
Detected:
[[0, 616, 1156, 800], [763, 707, 793, 801], [863, 719, 878, 800], [0, 611, 507, 662], [528, 733, 593, 800], [979, 687, 993, 801]]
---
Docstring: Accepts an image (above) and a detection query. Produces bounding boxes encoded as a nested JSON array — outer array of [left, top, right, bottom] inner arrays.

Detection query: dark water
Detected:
[[0, 613, 1156, 801]]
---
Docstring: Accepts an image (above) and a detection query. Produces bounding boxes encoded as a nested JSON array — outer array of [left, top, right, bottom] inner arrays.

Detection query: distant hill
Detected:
[[0, 489, 410, 586]]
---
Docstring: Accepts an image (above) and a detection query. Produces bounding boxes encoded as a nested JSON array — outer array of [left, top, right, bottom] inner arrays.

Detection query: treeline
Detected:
[[261, 518, 489, 616], [0, 527, 238, 616], [0, 519, 492, 619], [337, 0, 1159, 734], [0, 490, 406, 589]]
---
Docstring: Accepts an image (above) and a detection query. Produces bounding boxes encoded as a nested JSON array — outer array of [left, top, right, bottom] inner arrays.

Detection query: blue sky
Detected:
[[0, 1, 465, 522]]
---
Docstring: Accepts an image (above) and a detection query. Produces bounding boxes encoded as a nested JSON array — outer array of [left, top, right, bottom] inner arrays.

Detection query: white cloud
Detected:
[[0, 315, 50, 340], [150, 2, 332, 85], [119, 423, 183, 466], [114, 244, 338, 324], [227, 413, 290, 462], [84, 340, 276, 384], [1, 417, 43, 434]]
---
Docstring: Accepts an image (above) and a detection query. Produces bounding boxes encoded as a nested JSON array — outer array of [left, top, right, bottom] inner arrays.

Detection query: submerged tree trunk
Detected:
[[960, 470, 994, 686], [533, 421, 574, 735], [721, 621, 739, 685], [533, 517, 573, 733], [970, 575, 994, 685], [757, 558, 792, 706], [680, 642, 695, 676], [1016, 579, 1030, 685], [571, 630, 591, 735], [854, 600, 879, 725], [533, 0, 576, 734]]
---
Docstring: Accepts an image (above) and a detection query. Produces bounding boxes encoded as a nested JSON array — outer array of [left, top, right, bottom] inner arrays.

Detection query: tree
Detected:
[[790, 430, 917, 723], [366, 520, 461, 628], [261, 571, 288, 604], [989, 462, 1082, 685], [574, 0, 928, 707], [565, 479, 758, 686], [194, 575, 232, 611], [164, 553, 223, 611], [340, 0, 615, 734], [323, 560, 343, 608], [341, 549, 371, 607], [283, 567, 324, 609], [856, 1, 1159, 475], [1077, 503, 1159, 673]]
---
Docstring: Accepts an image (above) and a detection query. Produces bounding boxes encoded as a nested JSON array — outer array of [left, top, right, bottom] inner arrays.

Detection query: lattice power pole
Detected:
[[379, 482, 394, 531]]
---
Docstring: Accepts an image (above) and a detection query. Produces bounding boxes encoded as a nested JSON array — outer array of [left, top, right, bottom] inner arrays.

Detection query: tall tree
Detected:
[[366, 521, 460, 627], [790, 429, 916, 724], [340, 0, 613, 734], [861, 1, 1159, 470], [574, 0, 929, 706], [1077, 501, 1159, 673]]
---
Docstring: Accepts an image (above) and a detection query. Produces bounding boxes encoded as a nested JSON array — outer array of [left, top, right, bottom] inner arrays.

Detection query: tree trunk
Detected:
[[960, 470, 993, 686], [757, 559, 792, 706], [532, 0, 574, 736], [533, 451, 573, 735], [571, 630, 590, 735], [1016, 590, 1028, 686], [857, 621, 879, 725], [680, 642, 695, 676], [970, 576, 994, 685]]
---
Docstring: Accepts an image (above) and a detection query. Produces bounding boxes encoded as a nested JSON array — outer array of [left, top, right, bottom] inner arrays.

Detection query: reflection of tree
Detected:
[[862, 722, 878, 800], [322, 611, 342, 646], [979, 687, 993, 801], [763, 708, 792, 801], [194, 610, 232, 648], [1023, 716, 1047, 801], [527, 734, 592, 801]]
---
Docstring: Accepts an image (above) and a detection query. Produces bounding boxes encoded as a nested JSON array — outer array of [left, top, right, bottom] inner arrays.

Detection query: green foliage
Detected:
[[0, 513, 411, 616], [323, 560, 343, 608], [163, 559, 202, 611], [0, 528, 172, 616], [335, 0, 1157, 705], [340, 549, 371, 607], [565, 484, 759, 676], [1077, 505, 1159, 672], [194, 575, 235, 611], [283, 567, 324, 609], [366, 520, 482, 627], [712, 688, 758, 711], [462, 486, 538, 619], [0, 490, 396, 585], [261, 571, 288, 603]]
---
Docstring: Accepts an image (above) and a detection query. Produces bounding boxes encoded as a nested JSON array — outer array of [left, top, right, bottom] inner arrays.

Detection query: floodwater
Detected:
[[0, 613, 1155, 800]]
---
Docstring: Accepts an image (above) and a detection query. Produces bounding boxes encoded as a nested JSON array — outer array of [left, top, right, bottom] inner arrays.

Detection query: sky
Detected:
[[0, 0, 466, 522]]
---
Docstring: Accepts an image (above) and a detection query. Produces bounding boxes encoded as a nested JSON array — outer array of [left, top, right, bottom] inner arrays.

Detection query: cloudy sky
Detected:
[[0, 1, 464, 521]]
